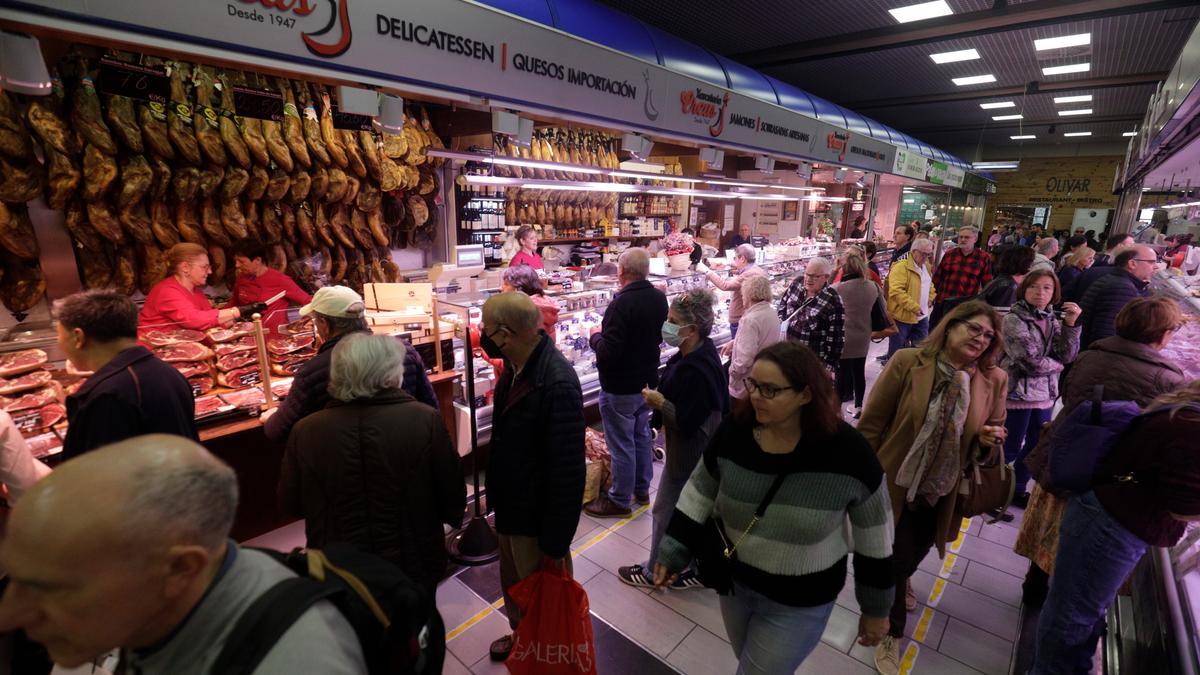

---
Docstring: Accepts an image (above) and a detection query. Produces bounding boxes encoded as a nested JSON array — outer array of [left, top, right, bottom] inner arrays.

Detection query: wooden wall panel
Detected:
[[985, 156, 1122, 233]]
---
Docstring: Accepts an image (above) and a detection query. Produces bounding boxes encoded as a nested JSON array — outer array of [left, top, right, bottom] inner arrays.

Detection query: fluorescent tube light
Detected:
[[1053, 94, 1092, 104], [930, 48, 979, 64], [889, 0, 953, 23], [1063, 131, 1092, 137], [1042, 63, 1090, 76], [1035, 33, 1091, 51], [952, 74, 997, 86], [1122, 131, 1137, 137], [1058, 108, 1092, 116], [1010, 135, 1036, 140], [980, 101, 1015, 109], [992, 114, 1023, 121]]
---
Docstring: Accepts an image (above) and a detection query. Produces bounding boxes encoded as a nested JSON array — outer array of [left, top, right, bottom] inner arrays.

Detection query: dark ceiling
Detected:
[[594, 0, 1199, 159]]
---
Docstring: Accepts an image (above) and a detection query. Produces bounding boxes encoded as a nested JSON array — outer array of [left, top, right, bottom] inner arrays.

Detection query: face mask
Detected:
[[480, 328, 506, 359], [661, 321, 688, 347]]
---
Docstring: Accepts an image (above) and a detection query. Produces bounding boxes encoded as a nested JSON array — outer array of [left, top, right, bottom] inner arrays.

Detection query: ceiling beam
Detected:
[[845, 73, 1165, 110], [730, 0, 1195, 68], [905, 113, 1142, 133]]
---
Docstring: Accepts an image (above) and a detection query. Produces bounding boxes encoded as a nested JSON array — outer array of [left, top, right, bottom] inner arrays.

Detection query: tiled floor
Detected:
[[247, 340, 1039, 673]]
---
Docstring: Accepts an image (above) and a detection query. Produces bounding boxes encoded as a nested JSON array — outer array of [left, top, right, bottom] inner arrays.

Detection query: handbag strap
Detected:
[[725, 472, 788, 558], [1089, 384, 1104, 426]]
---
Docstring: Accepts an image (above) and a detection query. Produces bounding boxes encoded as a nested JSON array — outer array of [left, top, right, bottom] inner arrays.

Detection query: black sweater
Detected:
[[487, 336, 586, 558], [589, 279, 669, 394]]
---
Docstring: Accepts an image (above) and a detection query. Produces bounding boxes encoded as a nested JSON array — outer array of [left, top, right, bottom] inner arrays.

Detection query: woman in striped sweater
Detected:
[[653, 342, 894, 673]]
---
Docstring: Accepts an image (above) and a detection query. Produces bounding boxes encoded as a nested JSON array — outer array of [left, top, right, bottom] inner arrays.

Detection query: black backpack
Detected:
[[211, 543, 445, 675]]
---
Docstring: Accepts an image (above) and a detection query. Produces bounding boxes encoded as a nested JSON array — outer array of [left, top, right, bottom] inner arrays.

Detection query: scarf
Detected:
[[896, 359, 972, 507]]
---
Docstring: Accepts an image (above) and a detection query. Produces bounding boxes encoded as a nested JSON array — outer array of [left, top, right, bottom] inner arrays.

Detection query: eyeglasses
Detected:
[[743, 378, 794, 400], [803, 273, 829, 280], [959, 320, 996, 342], [1132, 258, 1159, 264]]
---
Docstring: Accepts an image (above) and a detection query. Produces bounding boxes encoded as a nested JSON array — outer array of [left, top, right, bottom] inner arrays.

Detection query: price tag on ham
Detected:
[[11, 404, 66, 435]]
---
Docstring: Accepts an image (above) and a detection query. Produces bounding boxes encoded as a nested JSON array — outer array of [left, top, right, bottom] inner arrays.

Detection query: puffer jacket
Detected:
[[1079, 269, 1149, 348], [278, 389, 466, 592], [885, 256, 937, 324], [1024, 335, 1187, 482], [998, 301, 1080, 405]]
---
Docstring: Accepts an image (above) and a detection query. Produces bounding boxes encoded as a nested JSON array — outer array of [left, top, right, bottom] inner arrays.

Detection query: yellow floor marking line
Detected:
[[912, 607, 935, 643], [949, 528, 966, 553], [447, 504, 651, 641], [927, 578, 947, 607], [899, 642, 920, 675], [938, 553, 958, 579], [960, 517, 973, 532]]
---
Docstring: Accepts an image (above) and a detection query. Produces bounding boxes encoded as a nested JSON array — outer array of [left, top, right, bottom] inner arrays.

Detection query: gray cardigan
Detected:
[[835, 277, 881, 360]]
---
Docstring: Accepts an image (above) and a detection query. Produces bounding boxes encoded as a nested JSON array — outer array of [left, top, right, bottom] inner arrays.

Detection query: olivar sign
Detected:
[[1022, 175, 1107, 206]]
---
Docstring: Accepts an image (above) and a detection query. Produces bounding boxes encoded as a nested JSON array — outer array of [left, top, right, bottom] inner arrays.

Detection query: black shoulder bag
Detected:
[[694, 472, 788, 594]]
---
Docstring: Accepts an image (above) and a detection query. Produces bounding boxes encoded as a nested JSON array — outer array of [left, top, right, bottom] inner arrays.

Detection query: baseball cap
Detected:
[[300, 286, 365, 318]]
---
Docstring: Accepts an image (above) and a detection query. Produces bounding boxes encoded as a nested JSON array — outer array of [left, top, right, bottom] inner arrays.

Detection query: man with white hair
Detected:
[[0, 435, 365, 673], [778, 256, 845, 373], [481, 292, 585, 662], [704, 243, 766, 338], [930, 226, 992, 327], [279, 333, 465, 595], [885, 238, 938, 361], [586, 248, 669, 518], [1030, 236, 1060, 274]]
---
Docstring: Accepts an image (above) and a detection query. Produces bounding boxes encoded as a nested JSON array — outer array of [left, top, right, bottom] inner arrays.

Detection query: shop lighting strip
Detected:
[[703, 178, 824, 192], [427, 149, 704, 183]]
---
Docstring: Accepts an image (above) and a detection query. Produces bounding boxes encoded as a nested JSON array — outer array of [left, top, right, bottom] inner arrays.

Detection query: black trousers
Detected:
[[837, 357, 867, 406], [889, 505, 939, 637]]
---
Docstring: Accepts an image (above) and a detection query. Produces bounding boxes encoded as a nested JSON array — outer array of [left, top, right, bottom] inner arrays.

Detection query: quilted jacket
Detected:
[[997, 301, 1081, 405]]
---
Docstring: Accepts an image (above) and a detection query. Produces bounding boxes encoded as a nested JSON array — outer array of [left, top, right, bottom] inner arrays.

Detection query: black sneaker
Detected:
[[489, 634, 514, 661], [618, 564, 655, 588], [670, 569, 704, 590]]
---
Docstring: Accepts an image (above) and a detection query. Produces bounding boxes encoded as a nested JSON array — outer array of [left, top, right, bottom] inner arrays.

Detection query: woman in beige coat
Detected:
[[857, 300, 1009, 675]]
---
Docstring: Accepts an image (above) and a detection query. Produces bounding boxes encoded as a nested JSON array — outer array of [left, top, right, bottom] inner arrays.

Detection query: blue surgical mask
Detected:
[[661, 321, 686, 347]]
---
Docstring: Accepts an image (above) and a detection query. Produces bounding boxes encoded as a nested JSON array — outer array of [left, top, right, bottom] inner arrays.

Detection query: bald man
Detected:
[[0, 435, 365, 674], [481, 293, 585, 662], [586, 248, 668, 518], [1079, 246, 1157, 348]]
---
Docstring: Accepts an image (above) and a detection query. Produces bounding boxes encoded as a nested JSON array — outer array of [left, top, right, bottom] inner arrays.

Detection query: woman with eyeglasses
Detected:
[[618, 288, 728, 591], [995, 270, 1082, 519], [1015, 296, 1187, 609], [653, 341, 894, 673], [857, 300, 1009, 675], [138, 243, 243, 334]]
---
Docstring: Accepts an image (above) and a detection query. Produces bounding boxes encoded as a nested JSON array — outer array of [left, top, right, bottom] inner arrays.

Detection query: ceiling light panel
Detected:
[[992, 114, 1023, 121], [1063, 131, 1092, 137], [1053, 94, 1092, 104], [952, 74, 997, 86], [980, 101, 1015, 109], [1122, 131, 1137, 137], [930, 48, 979, 64], [889, 0, 953, 24], [1057, 108, 1092, 116], [1035, 33, 1091, 51], [1042, 63, 1090, 76], [1010, 135, 1036, 140]]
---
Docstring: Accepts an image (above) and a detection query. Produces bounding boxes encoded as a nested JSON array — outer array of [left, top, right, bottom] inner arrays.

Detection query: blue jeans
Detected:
[[644, 428, 704, 571], [1003, 406, 1052, 494], [720, 583, 834, 674], [600, 390, 653, 510], [885, 317, 929, 361], [1032, 491, 1148, 675], [729, 322, 739, 339]]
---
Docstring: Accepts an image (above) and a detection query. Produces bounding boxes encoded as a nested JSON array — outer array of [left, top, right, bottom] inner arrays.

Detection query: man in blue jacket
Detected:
[[585, 248, 669, 518], [481, 292, 585, 662], [1079, 246, 1156, 348]]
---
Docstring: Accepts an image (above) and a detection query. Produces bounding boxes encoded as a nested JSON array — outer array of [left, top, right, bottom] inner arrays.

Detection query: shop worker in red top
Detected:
[[508, 225, 544, 270], [930, 226, 992, 328], [230, 241, 313, 334], [138, 243, 244, 334]]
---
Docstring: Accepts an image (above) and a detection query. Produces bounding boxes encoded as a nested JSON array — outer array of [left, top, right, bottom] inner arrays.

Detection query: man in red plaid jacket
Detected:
[[930, 226, 992, 328]]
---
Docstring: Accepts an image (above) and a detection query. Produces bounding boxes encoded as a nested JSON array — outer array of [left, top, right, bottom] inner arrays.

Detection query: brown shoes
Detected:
[[584, 495, 632, 518]]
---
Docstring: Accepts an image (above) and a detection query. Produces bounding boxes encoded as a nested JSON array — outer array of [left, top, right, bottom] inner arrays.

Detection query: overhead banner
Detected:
[[926, 160, 965, 188], [9, 0, 904, 173], [892, 148, 930, 180]]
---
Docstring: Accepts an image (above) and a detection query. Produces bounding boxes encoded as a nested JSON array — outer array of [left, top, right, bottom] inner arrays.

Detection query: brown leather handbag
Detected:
[[956, 443, 1016, 517]]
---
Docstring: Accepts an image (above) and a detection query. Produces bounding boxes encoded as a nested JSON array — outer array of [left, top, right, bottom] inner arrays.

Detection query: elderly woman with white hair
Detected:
[[778, 256, 845, 374], [885, 237, 938, 362], [278, 333, 466, 594], [727, 274, 780, 415], [704, 243, 766, 339]]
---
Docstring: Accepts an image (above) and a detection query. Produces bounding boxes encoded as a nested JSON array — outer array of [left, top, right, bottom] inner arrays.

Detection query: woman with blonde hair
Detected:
[[138, 243, 246, 333], [1032, 378, 1200, 673], [1058, 245, 1095, 303]]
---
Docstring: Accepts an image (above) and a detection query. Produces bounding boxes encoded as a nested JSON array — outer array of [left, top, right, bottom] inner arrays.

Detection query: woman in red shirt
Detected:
[[230, 242, 313, 334], [138, 243, 241, 334], [508, 225, 544, 270]]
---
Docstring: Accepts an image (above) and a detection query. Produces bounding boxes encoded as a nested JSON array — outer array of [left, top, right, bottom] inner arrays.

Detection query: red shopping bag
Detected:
[[506, 565, 597, 675]]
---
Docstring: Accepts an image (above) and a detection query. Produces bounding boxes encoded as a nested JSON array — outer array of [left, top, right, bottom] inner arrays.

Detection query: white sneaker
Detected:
[[874, 635, 900, 675]]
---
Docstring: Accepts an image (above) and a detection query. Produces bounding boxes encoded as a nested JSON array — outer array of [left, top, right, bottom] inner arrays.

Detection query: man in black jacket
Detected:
[[263, 285, 436, 443], [585, 248, 669, 518], [1079, 246, 1156, 348], [55, 291, 197, 459], [481, 292, 585, 662], [1073, 234, 1135, 301]]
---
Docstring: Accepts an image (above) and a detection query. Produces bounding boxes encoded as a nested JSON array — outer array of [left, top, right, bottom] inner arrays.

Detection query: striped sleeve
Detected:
[[655, 455, 721, 574], [849, 477, 896, 618]]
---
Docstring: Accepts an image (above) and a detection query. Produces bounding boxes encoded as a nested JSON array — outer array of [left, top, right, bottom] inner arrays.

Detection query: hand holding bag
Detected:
[[694, 473, 787, 594], [956, 441, 1016, 517], [506, 565, 597, 675], [870, 292, 899, 341]]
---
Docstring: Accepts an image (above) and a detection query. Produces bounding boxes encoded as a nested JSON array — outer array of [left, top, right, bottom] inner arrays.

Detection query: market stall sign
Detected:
[[232, 85, 284, 121], [15, 0, 918, 176], [892, 148, 930, 180], [926, 160, 965, 188], [98, 56, 169, 104]]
